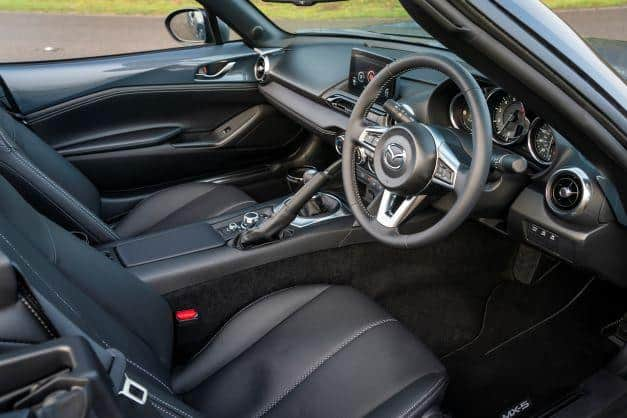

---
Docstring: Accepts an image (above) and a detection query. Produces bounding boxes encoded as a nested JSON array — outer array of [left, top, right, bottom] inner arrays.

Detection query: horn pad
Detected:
[[373, 124, 437, 194]]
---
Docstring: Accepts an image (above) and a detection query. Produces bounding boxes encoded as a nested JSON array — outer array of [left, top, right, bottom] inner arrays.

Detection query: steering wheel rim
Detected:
[[342, 54, 492, 248]]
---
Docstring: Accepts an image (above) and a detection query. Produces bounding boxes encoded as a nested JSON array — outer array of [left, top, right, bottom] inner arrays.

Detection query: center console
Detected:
[[100, 167, 363, 293]]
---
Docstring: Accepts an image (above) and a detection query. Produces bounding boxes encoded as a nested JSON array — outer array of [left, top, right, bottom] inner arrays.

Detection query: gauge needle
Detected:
[[497, 111, 518, 135]]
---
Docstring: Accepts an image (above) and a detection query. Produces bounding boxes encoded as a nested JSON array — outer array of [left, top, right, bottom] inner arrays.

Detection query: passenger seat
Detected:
[[0, 106, 255, 244]]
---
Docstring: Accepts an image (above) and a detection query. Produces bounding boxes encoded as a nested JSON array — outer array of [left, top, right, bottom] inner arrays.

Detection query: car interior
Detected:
[[0, 0, 625, 417]]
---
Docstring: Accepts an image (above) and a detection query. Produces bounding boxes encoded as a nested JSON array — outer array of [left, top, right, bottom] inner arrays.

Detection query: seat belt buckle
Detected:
[[118, 374, 148, 405]]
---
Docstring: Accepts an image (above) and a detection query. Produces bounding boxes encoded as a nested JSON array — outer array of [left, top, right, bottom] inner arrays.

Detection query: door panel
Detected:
[[0, 42, 301, 195], [0, 43, 258, 114]]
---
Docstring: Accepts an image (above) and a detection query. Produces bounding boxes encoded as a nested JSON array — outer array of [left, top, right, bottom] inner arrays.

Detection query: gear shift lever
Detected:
[[301, 168, 318, 184], [235, 160, 341, 248]]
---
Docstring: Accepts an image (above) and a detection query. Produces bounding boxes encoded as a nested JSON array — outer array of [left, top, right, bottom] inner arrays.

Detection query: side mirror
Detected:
[[166, 9, 210, 43]]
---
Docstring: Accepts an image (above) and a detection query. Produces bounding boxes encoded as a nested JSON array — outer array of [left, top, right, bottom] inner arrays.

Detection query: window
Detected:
[[0, 1, 238, 63], [252, 0, 626, 80], [251, 0, 434, 42]]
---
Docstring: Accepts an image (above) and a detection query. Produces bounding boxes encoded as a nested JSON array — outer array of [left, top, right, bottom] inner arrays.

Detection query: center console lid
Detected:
[[115, 222, 225, 268]]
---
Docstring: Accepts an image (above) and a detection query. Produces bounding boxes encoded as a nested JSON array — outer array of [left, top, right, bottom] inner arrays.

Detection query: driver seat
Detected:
[[0, 174, 447, 417]]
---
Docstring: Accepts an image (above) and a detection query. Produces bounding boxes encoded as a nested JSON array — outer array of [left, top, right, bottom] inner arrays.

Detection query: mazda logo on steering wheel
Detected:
[[384, 143, 406, 170]]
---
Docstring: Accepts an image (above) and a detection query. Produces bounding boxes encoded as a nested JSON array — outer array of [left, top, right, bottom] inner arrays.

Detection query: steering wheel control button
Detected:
[[243, 212, 260, 229], [363, 131, 383, 147], [434, 160, 454, 185]]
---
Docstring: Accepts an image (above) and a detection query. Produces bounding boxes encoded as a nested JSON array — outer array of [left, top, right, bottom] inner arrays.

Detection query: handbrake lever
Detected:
[[235, 160, 342, 248]]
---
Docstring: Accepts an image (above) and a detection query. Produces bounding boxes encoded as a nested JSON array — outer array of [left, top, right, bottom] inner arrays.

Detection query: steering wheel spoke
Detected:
[[376, 189, 426, 228], [356, 125, 387, 158], [425, 127, 462, 192]]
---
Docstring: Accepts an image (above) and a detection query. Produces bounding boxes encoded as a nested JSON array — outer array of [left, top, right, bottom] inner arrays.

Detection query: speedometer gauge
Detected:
[[449, 93, 472, 132], [528, 118, 556, 165], [489, 91, 530, 145]]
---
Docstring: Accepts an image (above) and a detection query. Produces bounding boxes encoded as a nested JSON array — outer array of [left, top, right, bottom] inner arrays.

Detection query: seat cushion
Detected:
[[115, 182, 256, 238], [174, 285, 447, 418]]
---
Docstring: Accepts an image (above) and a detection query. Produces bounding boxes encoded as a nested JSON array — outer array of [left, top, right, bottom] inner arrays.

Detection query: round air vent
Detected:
[[254, 55, 269, 83], [545, 168, 591, 216]]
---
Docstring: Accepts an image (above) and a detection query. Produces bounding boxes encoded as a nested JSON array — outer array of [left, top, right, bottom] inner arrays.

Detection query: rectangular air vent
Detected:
[[327, 92, 389, 126]]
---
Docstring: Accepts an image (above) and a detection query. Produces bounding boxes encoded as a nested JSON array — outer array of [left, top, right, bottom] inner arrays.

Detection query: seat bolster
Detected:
[[115, 182, 256, 238], [172, 285, 331, 393], [182, 285, 447, 418], [365, 373, 448, 418]]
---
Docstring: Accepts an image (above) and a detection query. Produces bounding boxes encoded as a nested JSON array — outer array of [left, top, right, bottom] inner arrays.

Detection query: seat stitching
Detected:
[[43, 222, 57, 264], [397, 376, 447, 418], [189, 285, 330, 362], [19, 296, 56, 337], [0, 162, 105, 244], [149, 394, 194, 418], [126, 358, 173, 394], [150, 402, 179, 418], [0, 232, 172, 394], [0, 126, 117, 241], [0, 232, 78, 315], [11, 152, 118, 240], [257, 317, 398, 417], [178, 286, 334, 392]]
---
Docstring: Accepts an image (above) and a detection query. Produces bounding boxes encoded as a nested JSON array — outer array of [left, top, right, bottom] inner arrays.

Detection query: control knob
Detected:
[[242, 212, 260, 229]]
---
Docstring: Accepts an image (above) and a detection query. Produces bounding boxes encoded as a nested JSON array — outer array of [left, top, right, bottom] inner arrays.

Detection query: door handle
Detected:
[[195, 61, 236, 80]]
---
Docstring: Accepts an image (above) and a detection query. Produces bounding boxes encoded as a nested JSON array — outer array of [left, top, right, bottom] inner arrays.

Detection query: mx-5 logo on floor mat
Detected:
[[501, 399, 531, 418]]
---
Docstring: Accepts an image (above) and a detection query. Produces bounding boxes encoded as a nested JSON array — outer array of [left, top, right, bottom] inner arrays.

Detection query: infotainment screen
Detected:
[[348, 49, 395, 104]]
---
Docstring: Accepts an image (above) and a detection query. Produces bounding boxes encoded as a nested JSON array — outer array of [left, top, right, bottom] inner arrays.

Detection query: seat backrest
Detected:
[[0, 174, 173, 390], [0, 107, 118, 243]]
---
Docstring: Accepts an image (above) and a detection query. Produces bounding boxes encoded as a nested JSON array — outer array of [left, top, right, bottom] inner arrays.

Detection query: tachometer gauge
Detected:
[[490, 91, 530, 145], [527, 118, 556, 165], [449, 93, 473, 132]]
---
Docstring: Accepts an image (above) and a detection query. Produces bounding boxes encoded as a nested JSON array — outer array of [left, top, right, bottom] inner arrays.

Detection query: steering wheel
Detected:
[[342, 54, 493, 248]]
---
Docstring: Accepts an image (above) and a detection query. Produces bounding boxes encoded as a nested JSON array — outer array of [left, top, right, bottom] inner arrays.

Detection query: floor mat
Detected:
[[441, 265, 626, 418], [377, 281, 501, 356]]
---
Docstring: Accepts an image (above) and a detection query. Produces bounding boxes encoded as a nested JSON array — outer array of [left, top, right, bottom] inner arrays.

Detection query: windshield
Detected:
[[250, 0, 432, 41], [252, 0, 626, 79]]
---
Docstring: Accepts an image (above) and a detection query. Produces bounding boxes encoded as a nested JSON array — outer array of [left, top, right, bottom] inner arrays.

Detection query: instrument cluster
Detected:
[[449, 87, 556, 166]]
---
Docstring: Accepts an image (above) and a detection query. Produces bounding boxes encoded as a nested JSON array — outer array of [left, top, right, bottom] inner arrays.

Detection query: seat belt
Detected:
[[0, 248, 160, 412]]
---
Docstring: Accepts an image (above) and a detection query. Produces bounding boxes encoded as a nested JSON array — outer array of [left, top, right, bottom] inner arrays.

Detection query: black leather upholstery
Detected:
[[115, 182, 255, 239], [177, 285, 447, 418], [0, 175, 447, 417], [0, 106, 255, 243]]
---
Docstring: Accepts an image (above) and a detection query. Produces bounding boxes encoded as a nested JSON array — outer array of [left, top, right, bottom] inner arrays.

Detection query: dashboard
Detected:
[[253, 41, 627, 286]]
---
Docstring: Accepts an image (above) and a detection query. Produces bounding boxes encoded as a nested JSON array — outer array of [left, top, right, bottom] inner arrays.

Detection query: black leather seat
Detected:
[[0, 107, 255, 244], [0, 174, 447, 417]]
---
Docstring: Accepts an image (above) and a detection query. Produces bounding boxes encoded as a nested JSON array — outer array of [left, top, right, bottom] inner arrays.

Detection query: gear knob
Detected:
[[302, 168, 319, 184]]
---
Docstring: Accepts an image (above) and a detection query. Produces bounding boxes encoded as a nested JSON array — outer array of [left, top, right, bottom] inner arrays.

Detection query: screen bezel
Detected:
[[348, 49, 395, 103]]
